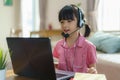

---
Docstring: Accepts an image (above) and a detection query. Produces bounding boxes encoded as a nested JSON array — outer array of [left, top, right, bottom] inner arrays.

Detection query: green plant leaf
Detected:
[[0, 49, 3, 68], [0, 48, 7, 70]]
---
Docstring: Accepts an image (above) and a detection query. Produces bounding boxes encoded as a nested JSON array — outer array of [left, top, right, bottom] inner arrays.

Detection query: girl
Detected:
[[53, 4, 97, 74]]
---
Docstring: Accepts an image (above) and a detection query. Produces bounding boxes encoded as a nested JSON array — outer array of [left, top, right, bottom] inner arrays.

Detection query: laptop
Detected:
[[6, 37, 74, 80]]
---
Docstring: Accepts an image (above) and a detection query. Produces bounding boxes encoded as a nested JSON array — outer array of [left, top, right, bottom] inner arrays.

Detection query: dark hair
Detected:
[[58, 5, 79, 25], [84, 24, 91, 37], [58, 4, 91, 37]]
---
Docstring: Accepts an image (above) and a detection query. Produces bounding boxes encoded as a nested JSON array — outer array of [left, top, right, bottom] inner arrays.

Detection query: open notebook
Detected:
[[6, 37, 74, 80], [74, 73, 106, 80]]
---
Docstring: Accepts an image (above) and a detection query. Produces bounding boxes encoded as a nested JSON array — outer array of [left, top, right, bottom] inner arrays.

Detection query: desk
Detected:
[[6, 70, 107, 80], [6, 70, 36, 80], [6, 62, 106, 80]]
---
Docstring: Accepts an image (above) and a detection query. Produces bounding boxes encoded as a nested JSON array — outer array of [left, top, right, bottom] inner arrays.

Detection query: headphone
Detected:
[[71, 5, 85, 28], [78, 8, 85, 28]]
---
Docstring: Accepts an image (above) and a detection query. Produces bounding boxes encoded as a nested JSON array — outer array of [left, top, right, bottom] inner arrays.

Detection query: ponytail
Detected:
[[84, 24, 91, 37]]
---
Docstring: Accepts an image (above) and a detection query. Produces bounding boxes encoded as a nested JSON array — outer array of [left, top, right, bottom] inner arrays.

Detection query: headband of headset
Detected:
[[70, 5, 85, 28]]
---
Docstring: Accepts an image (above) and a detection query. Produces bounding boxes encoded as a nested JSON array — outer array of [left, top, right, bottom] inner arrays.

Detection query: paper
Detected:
[[74, 73, 106, 80]]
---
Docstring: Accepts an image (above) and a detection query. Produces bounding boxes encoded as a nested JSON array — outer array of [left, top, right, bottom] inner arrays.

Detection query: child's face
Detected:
[[60, 16, 78, 34]]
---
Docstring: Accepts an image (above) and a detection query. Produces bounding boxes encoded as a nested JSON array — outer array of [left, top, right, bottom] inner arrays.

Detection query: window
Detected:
[[98, 0, 120, 31], [21, 0, 39, 37]]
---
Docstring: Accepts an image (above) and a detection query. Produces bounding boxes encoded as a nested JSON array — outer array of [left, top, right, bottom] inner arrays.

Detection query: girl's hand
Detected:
[[54, 63, 58, 69], [54, 61, 58, 69], [87, 67, 97, 74]]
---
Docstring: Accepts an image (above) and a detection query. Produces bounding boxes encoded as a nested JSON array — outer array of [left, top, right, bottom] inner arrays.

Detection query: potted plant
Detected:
[[0, 48, 7, 80]]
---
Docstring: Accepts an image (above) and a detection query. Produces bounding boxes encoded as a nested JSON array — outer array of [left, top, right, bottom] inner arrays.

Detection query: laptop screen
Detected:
[[6, 37, 56, 80]]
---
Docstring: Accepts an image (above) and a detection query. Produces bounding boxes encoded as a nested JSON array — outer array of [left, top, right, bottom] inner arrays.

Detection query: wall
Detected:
[[0, 0, 20, 50], [0, 0, 87, 49], [46, 0, 87, 29]]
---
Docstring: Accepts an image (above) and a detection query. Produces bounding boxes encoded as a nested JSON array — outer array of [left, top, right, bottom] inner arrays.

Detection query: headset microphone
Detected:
[[61, 28, 79, 38], [61, 32, 69, 38]]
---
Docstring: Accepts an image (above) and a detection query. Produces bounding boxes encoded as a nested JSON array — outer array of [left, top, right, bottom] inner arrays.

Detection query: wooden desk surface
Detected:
[[6, 62, 106, 80], [6, 70, 107, 80], [6, 70, 36, 80]]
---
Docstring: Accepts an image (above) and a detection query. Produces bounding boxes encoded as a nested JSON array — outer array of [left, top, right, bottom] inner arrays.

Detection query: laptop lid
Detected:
[[6, 37, 56, 80]]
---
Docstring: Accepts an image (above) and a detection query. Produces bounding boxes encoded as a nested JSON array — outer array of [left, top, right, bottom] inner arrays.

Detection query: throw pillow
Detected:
[[88, 31, 120, 53], [88, 32, 113, 51], [99, 36, 120, 53]]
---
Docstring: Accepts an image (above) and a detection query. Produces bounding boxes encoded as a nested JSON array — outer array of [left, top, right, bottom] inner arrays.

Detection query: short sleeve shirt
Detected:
[[53, 36, 97, 73]]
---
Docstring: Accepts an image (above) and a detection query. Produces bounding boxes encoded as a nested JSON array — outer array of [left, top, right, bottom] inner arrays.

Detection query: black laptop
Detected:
[[6, 37, 74, 80]]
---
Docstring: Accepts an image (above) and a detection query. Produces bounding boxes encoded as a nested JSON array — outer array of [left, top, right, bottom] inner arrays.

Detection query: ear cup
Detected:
[[78, 9, 84, 28], [69, 5, 85, 28]]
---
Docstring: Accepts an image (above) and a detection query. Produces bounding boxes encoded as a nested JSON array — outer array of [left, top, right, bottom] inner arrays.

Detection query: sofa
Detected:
[[89, 32, 120, 80], [97, 51, 120, 80]]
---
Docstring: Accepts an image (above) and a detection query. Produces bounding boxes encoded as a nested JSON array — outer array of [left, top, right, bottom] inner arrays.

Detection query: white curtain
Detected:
[[39, 0, 48, 30], [87, 0, 100, 32]]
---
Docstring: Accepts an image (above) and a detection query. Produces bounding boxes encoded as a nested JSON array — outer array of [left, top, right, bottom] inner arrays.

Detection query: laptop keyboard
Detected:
[[56, 73, 67, 78]]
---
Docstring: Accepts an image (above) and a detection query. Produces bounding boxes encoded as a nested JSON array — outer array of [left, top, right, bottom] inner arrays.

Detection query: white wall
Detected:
[[0, 0, 87, 49], [46, 0, 87, 29], [0, 0, 20, 50]]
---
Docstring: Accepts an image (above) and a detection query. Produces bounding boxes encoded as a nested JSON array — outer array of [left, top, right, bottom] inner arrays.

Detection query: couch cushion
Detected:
[[99, 36, 120, 53], [88, 32, 120, 53]]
